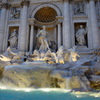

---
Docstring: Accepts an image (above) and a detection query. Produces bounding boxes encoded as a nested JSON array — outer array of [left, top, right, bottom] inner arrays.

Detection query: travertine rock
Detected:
[[0, 61, 11, 78], [0, 61, 11, 68], [92, 61, 100, 75], [0, 46, 99, 91], [51, 70, 71, 79], [1, 65, 54, 88], [89, 75, 100, 89]]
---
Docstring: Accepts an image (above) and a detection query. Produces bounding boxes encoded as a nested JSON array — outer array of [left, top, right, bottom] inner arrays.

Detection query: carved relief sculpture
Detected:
[[75, 25, 87, 46], [74, 2, 85, 15], [8, 29, 18, 49], [10, 7, 20, 19], [96, 1, 100, 19]]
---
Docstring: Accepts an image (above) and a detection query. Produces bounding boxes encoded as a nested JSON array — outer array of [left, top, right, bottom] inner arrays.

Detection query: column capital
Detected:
[[28, 18, 35, 25], [21, 0, 30, 7], [1, 3, 11, 9], [70, 0, 89, 3], [89, 0, 98, 2], [56, 16, 63, 23], [87, 0, 98, 2], [63, 0, 70, 2]]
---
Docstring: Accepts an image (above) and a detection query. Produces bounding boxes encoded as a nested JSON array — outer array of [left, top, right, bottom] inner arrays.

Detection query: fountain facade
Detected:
[[0, 0, 100, 92], [0, 0, 100, 53]]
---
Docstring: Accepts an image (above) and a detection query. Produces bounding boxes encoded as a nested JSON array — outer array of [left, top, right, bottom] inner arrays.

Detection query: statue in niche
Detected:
[[10, 7, 20, 19], [8, 29, 18, 49], [75, 25, 87, 46], [36, 26, 50, 52], [74, 2, 85, 15]]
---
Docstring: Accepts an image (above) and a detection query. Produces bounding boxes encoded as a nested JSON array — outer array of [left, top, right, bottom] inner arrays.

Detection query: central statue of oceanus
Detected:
[[36, 26, 50, 51]]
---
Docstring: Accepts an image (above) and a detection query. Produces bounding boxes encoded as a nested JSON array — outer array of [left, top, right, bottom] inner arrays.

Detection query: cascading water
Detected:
[[66, 77, 71, 90]]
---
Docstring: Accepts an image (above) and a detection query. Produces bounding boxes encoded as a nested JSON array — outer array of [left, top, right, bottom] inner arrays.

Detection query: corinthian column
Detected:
[[0, 3, 8, 52], [58, 23, 61, 48], [29, 24, 34, 54], [89, 0, 100, 48], [18, 0, 29, 52], [63, 0, 71, 48]]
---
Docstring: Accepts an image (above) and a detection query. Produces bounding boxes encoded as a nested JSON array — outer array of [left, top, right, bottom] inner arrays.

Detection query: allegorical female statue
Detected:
[[8, 29, 18, 49], [36, 26, 50, 51], [76, 25, 87, 46]]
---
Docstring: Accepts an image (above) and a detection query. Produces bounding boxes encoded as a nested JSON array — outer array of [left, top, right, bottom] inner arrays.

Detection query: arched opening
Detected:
[[29, 4, 62, 52], [34, 7, 57, 23], [31, 3, 62, 18]]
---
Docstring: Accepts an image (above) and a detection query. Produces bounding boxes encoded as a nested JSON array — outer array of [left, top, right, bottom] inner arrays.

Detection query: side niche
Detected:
[[10, 7, 20, 19], [8, 27, 19, 49], [74, 23, 88, 47]]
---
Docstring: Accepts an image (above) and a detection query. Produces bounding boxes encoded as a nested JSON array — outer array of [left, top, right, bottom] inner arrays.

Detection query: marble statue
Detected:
[[28, 49, 52, 62], [56, 46, 66, 64], [36, 26, 50, 51], [76, 25, 87, 46], [8, 29, 18, 49], [68, 46, 80, 62]]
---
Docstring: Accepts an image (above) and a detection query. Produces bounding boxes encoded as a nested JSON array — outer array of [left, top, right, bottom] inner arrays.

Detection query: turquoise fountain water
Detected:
[[0, 88, 100, 100]]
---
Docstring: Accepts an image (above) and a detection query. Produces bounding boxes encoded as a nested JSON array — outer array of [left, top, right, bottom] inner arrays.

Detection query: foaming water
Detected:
[[0, 86, 100, 100], [0, 86, 71, 93]]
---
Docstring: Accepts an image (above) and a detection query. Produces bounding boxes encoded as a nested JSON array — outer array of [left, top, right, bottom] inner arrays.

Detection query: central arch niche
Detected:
[[34, 7, 57, 23], [29, 4, 62, 52]]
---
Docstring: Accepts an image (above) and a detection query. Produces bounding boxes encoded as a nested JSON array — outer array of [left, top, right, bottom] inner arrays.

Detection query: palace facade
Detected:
[[0, 0, 100, 53]]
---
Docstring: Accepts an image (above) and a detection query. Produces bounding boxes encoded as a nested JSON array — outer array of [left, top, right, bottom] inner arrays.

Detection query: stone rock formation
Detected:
[[0, 46, 99, 92], [0, 65, 54, 88]]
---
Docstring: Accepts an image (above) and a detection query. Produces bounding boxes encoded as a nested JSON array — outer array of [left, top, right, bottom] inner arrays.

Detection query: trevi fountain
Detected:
[[0, 0, 100, 100]]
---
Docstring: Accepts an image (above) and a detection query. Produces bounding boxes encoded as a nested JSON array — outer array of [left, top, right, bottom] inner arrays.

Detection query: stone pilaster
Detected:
[[0, 3, 10, 52], [18, 0, 30, 52], [63, 0, 71, 48], [89, 0, 100, 48]]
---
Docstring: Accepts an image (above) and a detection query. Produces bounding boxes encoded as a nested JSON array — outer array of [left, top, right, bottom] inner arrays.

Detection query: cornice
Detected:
[[1, 3, 11, 9], [70, 0, 98, 2]]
